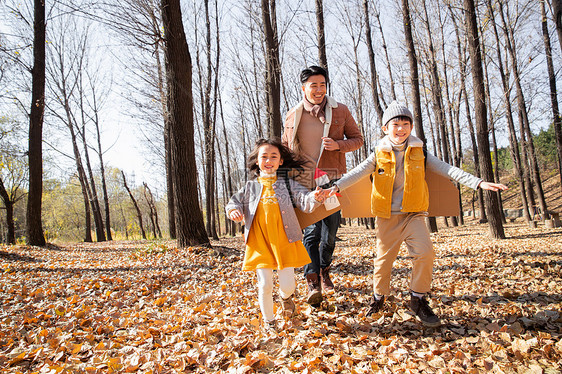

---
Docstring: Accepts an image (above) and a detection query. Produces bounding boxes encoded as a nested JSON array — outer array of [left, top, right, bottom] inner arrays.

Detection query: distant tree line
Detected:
[[0, 0, 561, 244]]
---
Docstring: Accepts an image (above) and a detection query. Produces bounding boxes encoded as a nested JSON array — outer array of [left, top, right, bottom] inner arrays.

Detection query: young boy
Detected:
[[329, 101, 507, 327]]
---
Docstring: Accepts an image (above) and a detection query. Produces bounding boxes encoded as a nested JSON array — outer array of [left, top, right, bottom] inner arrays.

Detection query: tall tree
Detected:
[[464, 0, 505, 239], [485, 0, 531, 222], [26, 0, 47, 246], [0, 177, 16, 244], [315, 0, 328, 69], [374, 2, 396, 102], [198, 0, 219, 239], [421, 0, 450, 165], [122, 171, 146, 240], [46, 18, 106, 242], [88, 74, 113, 240], [402, 0, 438, 233], [261, 0, 282, 138], [478, 9, 505, 223], [363, 0, 384, 125], [161, 0, 210, 248], [498, 0, 549, 221], [0, 121, 27, 244], [143, 182, 162, 238], [447, 4, 467, 225], [541, 0, 562, 194], [551, 0, 562, 51], [100, 0, 175, 239], [78, 70, 106, 242]]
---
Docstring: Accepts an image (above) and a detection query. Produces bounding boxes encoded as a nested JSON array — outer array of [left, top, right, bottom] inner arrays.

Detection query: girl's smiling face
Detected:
[[383, 118, 412, 145], [257, 144, 283, 175]]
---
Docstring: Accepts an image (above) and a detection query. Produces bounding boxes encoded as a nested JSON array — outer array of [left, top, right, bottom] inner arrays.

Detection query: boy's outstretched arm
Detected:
[[479, 181, 508, 191]]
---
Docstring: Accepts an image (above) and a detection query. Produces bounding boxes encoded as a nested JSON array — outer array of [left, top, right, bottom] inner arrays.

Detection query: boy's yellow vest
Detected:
[[370, 139, 429, 218]]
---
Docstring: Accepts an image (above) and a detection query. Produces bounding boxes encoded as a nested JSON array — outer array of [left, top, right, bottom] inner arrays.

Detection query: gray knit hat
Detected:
[[382, 101, 413, 127]]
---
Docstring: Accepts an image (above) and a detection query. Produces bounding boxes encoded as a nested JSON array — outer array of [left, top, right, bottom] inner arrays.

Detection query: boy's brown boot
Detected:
[[320, 266, 334, 292], [305, 273, 322, 306], [366, 295, 385, 316], [410, 295, 441, 327]]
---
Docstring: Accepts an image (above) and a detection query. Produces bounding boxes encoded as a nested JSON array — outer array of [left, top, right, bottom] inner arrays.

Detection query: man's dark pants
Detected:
[[302, 210, 341, 276]]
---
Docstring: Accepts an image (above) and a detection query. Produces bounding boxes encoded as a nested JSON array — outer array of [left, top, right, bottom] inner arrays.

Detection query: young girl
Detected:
[[226, 138, 327, 330]]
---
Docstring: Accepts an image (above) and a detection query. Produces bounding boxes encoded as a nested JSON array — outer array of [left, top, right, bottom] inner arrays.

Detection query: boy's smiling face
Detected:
[[383, 117, 412, 145]]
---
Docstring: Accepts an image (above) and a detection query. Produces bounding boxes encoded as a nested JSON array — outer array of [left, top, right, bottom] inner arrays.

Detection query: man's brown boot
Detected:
[[320, 266, 334, 292], [305, 273, 322, 306]]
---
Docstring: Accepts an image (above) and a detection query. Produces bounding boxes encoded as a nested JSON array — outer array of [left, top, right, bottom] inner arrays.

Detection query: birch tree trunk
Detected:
[[541, 0, 562, 194], [486, 0, 531, 222], [447, 4, 466, 225], [479, 13, 505, 224], [464, 0, 505, 239], [421, 0, 450, 166], [402, 0, 438, 233], [122, 172, 146, 240], [0, 178, 15, 244], [551, 0, 562, 52], [261, 0, 282, 138], [363, 0, 384, 125], [161, 0, 210, 248], [316, 0, 328, 69], [375, 4, 396, 101], [27, 0, 46, 246], [91, 88, 113, 240], [78, 81, 106, 242], [499, 0, 550, 221], [202, 0, 218, 240]]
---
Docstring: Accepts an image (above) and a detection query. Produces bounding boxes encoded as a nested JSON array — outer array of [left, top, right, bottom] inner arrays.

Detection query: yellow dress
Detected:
[[243, 176, 312, 271]]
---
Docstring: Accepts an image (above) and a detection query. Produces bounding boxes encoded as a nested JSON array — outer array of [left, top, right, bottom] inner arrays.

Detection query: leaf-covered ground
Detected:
[[1, 221, 561, 373]]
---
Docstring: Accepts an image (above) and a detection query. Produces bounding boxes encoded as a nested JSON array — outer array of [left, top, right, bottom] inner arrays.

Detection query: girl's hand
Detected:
[[313, 186, 327, 203], [229, 209, 244, 222], [479, 181, 508, 192]]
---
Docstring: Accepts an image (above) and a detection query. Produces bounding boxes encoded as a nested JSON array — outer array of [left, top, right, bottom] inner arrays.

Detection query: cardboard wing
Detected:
[[295, 169, 460, 229]]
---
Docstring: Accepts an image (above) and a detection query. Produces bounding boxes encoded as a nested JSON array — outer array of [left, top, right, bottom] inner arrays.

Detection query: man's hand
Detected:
[[322, 137, 340, 151], [479, 181, 508, 192], [228, 209, 244, 222]]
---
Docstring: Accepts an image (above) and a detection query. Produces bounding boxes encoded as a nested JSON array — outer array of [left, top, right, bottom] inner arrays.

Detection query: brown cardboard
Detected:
[[295, 169, 460, 228]]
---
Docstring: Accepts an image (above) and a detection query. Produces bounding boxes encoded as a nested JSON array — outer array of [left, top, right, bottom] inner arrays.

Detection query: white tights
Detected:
[[256, 267, 296, 322]]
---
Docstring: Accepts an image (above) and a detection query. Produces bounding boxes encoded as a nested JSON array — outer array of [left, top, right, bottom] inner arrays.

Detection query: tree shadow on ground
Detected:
[[0, 250, 42, 263], [508, 230, 562, 240], [326, 291, 562, 341]]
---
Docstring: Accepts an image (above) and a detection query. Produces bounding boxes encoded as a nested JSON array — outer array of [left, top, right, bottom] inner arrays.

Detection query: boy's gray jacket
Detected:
[[225, 177, 321, 244]]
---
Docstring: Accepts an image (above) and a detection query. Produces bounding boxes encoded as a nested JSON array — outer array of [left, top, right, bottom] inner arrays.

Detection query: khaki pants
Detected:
[[374, 213, 434, 295]]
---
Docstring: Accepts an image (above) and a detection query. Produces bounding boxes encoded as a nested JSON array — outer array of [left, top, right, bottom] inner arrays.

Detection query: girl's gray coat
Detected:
[[226, 177, 321, 244]]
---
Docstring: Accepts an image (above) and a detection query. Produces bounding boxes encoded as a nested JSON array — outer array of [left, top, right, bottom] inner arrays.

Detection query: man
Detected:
[[282, 65, 364, 305]]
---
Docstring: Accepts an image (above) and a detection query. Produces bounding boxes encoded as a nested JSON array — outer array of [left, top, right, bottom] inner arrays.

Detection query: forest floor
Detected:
[[462, 171, 562, 214], [1, 220, 561, 373]]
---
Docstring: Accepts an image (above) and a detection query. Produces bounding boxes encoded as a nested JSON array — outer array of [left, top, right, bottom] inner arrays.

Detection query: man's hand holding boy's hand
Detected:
[[229, 209, 244, 222], [479, 181, 508, 192]]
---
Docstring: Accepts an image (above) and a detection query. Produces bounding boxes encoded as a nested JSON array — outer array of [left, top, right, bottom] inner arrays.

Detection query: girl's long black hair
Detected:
[[247, 138, 307, 178]]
